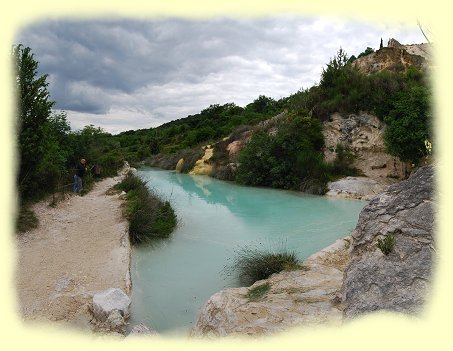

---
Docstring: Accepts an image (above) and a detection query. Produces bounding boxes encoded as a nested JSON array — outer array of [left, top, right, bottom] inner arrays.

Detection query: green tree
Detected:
[[236, 115, 328, 193], [384, 85, 431, 164], [14, 44, 69, 199], [357, 47, 375, 58]]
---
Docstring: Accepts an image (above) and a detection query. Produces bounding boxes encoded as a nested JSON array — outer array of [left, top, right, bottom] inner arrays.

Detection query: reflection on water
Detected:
[[129, 167, 367, 335]]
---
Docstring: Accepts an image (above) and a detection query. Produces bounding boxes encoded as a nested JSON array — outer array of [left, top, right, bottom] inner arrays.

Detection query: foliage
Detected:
[[330, 143, 360, 177], [14, 44, 70, 200], [376, 235, 395, 255], [383, 84, 431, 164], [357, 47, 375, 58], [236, 115, 340, 194], [16, 205, 39, 233], [246, 283, 271, 301], [224, 242, 301, 286], [115, 173, 177, 244]]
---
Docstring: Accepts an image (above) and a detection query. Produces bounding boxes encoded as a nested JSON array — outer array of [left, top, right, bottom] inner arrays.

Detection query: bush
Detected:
[[376, 235, 395, 255], [115, 173, 177, 244], [224, 242, 301, 286], [16, 205, 39, 233], [384, 85, 431, 164], [329, 143, 360, 177], [235, 115, 334, 194]]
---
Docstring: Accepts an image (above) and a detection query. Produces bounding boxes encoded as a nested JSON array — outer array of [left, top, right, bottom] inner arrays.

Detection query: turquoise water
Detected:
[[129, 167, 366, 335]]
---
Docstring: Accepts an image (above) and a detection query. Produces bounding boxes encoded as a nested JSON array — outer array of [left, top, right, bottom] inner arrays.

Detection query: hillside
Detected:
[[137, 38, 431, 199]]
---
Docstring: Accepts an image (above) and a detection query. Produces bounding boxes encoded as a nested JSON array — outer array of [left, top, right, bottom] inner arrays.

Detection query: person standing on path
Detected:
[[74, 158, 87, 193]]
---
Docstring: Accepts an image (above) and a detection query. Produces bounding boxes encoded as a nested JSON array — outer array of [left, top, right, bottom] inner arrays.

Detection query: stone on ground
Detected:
[[91, 288, 131, 322]]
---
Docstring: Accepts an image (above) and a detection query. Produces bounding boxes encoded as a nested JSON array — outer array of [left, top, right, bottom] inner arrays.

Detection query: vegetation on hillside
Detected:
[[236, 115, 329, 193]]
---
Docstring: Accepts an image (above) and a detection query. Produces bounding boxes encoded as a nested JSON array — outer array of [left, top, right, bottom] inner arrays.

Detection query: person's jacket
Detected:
[[76, 163, 86, 177]]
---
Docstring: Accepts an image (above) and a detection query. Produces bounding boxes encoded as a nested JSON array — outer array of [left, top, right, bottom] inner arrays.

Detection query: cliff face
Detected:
[[323, 112, 409, 179], [353, 39, 429, 74], [323, 112, 410, 200], [342, 165, 435, 316]]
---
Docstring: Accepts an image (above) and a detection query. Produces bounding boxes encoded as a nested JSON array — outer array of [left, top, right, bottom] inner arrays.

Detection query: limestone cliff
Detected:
[[342, 165, 435, 316], [353, 38, 430, 74], [323, 112, 410, 200], [189, 145, 214, 175]]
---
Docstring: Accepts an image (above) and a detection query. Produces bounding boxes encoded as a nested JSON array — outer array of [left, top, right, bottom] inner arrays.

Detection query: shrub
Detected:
[[16, 205, 39, 233], [376, 235, 395, 255], [224, 242, 301, 286], [115, 173, 177, 244], [383, 85, 431, 164], [329, 143, 361, 178]]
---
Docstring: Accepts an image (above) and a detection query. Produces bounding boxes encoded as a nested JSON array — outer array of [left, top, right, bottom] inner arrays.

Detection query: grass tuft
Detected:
[[115, 172, 177, 244], [224, 241, 301, 286], [246, 283, 271, 301]]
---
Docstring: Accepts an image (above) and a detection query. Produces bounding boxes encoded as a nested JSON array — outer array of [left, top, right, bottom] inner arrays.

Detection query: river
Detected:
[[128, 167, 366, 336]]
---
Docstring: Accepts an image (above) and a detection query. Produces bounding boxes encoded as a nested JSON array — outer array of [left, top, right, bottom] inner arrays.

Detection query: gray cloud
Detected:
[[16, 16, 425, 134]]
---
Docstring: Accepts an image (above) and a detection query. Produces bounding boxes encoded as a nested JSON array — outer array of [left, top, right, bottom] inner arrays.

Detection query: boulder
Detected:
[[91, 288, 131, 322], [342, 165, 435, 317], [175, 158, 184, 173]]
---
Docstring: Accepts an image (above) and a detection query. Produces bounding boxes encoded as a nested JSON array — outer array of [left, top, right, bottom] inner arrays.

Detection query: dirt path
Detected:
[[15, 175, 130, 331]]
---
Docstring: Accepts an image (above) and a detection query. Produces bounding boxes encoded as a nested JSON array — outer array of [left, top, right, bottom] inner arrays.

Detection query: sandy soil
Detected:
[[15, 175, 130, 331]]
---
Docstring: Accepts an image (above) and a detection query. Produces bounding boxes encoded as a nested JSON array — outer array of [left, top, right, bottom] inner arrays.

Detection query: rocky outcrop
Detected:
[[353, 39, 429, 74], [325, 176, 393, 201], [323, 112, 410, 199], [342, 165, 435, 317], [191, 237, 352, 337], [323, 113, 409, 179], [189, 145, 214, 175]]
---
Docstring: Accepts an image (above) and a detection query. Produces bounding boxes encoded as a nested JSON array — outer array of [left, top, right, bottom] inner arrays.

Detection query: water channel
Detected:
[[128, 167, 366, 335]]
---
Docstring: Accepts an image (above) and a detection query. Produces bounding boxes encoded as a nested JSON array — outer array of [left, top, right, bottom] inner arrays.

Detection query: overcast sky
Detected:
[[16, 16, 426, 134]]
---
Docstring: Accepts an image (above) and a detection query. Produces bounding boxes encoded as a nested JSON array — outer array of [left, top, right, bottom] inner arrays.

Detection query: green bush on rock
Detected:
[[376, 235, 395, 256]]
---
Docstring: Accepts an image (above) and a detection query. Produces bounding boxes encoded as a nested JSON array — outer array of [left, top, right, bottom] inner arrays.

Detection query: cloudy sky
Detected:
[[16, 16, 426, 134]]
